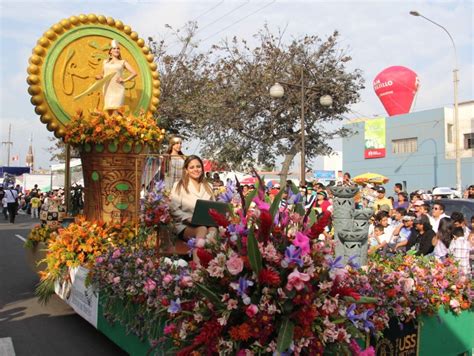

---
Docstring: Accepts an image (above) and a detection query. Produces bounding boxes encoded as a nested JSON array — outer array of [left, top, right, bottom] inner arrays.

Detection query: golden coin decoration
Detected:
[[27, 14, 160, 138]]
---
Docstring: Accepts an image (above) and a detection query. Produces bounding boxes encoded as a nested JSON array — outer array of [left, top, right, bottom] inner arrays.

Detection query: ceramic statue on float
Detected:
[[329, 185, 373, 266], [27, 14, 160, 222]]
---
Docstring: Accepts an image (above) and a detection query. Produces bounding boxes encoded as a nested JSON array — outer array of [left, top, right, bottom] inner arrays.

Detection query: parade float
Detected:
[[26, 14, 473, 356]]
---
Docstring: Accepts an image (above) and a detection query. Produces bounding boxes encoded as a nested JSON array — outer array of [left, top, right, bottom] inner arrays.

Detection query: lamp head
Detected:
[[319, 95, 333, 107], [409, 11, 420, 16], [269, 83, 285, 98]]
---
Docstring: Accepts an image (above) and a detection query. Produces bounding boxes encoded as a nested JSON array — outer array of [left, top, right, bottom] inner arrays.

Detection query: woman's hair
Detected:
[[107, 43, 122, 62], [398, 192, 407, 201], [175, 155, 213, 196], [437, 217, 454, 248], [166, 136, 184, 155]]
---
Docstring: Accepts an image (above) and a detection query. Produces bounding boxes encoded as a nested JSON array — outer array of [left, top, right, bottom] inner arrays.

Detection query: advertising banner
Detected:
[[364, 117, 386, 159], [313, 170, 336, 180], [371, 317, 418, 355], [55, 266, 98, 328]]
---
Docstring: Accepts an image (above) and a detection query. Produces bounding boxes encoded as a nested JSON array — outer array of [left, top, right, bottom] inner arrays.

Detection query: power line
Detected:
[[195, 1, 251, 36], [200, 0, 277, 43]]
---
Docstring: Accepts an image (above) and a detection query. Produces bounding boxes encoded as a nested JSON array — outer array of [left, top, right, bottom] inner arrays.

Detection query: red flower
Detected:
[[257, 210, 272, 241], [258, 268, 281, 286], [308, 210, 331, 239], [330, 275, 361, 300], [196, 248, 214, 268], [208, 209, 229, 227]]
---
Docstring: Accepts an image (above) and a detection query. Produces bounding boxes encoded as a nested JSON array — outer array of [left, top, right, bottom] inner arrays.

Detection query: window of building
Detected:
[[464, 133, 474, 149], [447, 124, 453, 143], [392, 137, 418, 154]]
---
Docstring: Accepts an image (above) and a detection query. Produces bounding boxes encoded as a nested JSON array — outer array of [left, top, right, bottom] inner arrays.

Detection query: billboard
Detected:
[[364, 117, 386, 159]]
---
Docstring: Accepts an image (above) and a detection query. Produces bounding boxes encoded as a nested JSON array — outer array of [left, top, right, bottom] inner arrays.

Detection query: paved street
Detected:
[[0, 213, 126, 356]]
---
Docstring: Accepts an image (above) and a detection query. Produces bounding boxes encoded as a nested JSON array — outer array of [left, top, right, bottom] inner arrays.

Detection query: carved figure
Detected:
[[330, 185, 373, 266]]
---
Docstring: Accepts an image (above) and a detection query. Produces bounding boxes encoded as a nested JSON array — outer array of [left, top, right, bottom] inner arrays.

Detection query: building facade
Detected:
[[342, 101, 473, 192]]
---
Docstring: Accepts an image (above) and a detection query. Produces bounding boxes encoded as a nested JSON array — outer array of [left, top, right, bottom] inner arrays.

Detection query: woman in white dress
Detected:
[[96, 39, 137, 113]]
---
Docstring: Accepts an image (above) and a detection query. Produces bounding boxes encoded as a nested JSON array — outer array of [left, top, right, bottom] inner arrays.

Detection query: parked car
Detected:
[[424, 198, 474, 226]]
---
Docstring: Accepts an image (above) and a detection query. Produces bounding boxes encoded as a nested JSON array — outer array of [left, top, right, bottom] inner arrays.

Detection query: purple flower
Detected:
[[347, 255, 361, 269], [284, 245, 303, 267], [167, 298, 181, 314], [187, 238, 196, 256], [231, 277, 254, 297], [326, 255, 344, 270]]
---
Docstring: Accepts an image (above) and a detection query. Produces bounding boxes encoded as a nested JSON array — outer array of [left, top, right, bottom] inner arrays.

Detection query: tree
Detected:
[[148, 23, 214, 142], [195, 26, 364, 182]]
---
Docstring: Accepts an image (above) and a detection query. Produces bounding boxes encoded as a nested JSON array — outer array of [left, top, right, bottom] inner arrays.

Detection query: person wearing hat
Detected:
[[95, 39, 137, 113], [373, 186, 392, 213], [391, 212, 416, 251], [313, 190, 331, 213], [406, 215, 435, 255]]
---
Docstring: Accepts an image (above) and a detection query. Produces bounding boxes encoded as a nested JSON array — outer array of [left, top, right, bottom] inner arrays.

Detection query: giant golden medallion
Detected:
[[27, 14, 160, 138]]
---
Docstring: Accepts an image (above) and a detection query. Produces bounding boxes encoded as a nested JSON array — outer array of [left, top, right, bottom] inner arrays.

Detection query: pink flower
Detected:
[[398, 277, 415, 293], [293, 232, 310, 256], [112, 249, 121, 259], [286, 269, 310, 291], [113, 276, 120, 284], [226, 254, 244, 275], [143, 278, 156, 293], [180, 275, 193, 287], [245, 304, 258, 318], [163, 323, 176, 335], [163, 274, 173, 285]]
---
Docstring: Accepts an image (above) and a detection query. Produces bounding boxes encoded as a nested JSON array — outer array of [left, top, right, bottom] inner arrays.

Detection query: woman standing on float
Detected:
[[96, 39, 137, 112]]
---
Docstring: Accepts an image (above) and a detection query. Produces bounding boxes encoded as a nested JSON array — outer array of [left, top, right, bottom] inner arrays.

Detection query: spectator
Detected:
[[463, 184, 474, 199], [212, 173, 224, 191], [449, 227, 471, 276], [391, 213, 416, 251], [342, 172, 352, 186], [406, 215, 435, 256], [432, 217, 454, 260], [429, 202, 448, 233], [30, 193, 41, 219], [368, 211, 393, 251], [4, 185, 18, 223], [313, 190, 331, 213], [393, 192, 409, 209], [2, 194, 8, 220], [373, 186, 393, 213], [451, 211, 471, 238], [369, 225, 385, 254]]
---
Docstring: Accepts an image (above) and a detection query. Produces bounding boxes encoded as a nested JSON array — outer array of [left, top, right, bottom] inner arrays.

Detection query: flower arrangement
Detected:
[[36, 216, 141, 303], [90, 178, 472, 355], [63, 109, 165, 149], [141, 180, 171, 227], [25, 224, 55, 249], [365, 253, 472, 318], [92, 181, 381, 355]]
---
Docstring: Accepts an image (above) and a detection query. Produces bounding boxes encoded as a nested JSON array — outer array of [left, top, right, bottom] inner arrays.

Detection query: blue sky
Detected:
[[1, 0, 472, 170]]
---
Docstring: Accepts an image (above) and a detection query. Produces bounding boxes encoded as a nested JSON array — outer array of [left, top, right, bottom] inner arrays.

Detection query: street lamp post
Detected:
[[410, 10, 461, 192], [269, 69, 333, 185]]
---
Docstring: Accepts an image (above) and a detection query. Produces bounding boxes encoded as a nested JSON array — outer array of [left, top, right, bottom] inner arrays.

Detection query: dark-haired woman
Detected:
[[432, 217, 454, 260], [169, 155, 216, 247]]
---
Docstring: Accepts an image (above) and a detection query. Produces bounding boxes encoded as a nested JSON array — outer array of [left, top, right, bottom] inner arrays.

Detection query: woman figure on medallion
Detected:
[[96, 39, 137, 113]]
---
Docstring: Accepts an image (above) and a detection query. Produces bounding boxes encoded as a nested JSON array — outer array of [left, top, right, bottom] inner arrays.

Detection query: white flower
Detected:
[[174, 259, 188, 268], [163, 257, 172, 266]]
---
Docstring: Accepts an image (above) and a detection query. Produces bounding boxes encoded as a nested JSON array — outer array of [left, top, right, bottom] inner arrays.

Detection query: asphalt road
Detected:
[[0, 213, 127, 356]]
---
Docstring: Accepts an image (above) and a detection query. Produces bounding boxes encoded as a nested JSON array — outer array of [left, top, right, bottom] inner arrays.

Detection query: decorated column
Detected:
[[330, 185, 373, 265]]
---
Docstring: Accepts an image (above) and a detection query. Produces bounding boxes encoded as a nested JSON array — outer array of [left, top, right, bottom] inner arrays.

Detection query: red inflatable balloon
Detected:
[[373, 66, 419, 116]]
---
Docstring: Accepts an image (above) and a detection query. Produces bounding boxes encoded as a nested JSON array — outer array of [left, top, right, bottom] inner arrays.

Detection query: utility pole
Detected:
[[1, 124, 13, 167]]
